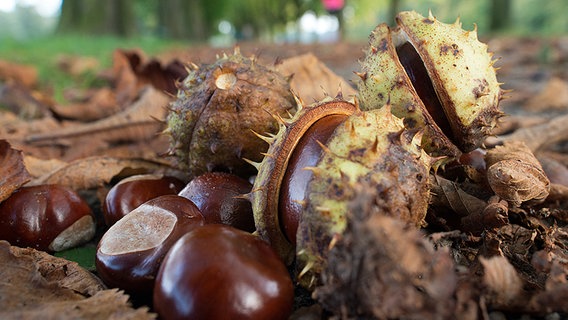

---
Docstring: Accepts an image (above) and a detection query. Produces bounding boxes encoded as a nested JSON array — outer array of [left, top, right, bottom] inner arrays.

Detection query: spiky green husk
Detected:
[[166, 51, 296, 179], [249, 94, 431, 288], [296, 105, 431, 288], [357, 11, 504, 156]]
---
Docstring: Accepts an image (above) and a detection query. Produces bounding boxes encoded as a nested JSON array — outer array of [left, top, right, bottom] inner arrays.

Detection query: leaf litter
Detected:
[[1, 38, 568, 318]]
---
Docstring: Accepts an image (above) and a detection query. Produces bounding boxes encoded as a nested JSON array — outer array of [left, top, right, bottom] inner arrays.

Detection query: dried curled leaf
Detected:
[[429, 175, 508, 235], [486, 141, 550, 207], [0, 140, 31, 202]]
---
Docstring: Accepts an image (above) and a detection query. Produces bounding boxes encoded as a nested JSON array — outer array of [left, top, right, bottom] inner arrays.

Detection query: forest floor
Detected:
[[2, 35, 568, 319]]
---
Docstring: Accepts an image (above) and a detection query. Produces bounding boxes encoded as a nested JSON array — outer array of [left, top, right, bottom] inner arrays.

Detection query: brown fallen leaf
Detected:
[[112, 49, 187, 102], [429, 175, 508, 235], [528, 261, 568, 314], [25, 86, 170, 145], [0, 241, 155, 319], [277, 53, 356, 102], [0, 140, 31, 202], [56, 54, 100, 77], [51, 87, 121, 121], [525, 77, 568, 111], [0, 81, 52, 119], [0, 59, 38, 88], [30, 156, 188, 190], [536, 153, 568, 187], [430, 174, 488, 218]]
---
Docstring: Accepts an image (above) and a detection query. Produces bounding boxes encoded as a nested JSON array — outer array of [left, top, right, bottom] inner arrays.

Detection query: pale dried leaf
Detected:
[[30, 156, 188, 190], [489, 113, 568, 152], [23, 155, 67, 179], [25, 86, 170, 144], [56, 54, 100, 76], [5, 242, 105, 296], [278, 53, 356, 102], [0, 81, 51, 119]]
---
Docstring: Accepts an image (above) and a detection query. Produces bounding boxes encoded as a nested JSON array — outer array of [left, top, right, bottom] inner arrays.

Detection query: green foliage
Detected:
[[345, 0, 567, 40], [54, 244, 98, 271]]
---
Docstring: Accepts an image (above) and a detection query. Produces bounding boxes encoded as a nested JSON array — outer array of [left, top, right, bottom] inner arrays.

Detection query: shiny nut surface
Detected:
[[96, 194, 204, 294], [103, 174, 185, 226], [178, 172, 254, 232], [0, 184, 95, 252], [153, 224, 294, 320]]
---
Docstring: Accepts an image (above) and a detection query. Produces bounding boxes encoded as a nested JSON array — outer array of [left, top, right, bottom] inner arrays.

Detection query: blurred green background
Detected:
[[1, 0, 566, 101], [1, 0, 567, 43]]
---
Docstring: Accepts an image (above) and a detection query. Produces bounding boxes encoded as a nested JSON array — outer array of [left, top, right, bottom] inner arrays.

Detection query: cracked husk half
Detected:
[[357, 11, 504, 158]]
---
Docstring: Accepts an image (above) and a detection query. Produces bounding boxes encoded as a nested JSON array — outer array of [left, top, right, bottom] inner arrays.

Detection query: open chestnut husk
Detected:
[[249, 97, 432, 287], [357, 10, 504, 158]]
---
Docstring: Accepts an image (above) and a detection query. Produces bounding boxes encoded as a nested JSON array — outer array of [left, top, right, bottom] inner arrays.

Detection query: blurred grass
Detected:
[[0, 35, 184, 102]]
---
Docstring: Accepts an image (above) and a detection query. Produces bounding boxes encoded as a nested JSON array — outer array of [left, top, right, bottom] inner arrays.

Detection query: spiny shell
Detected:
[[358, 10, 504, 157], [296, 105, 431, 287], [166, 50, 296, 179], [250, 96, 431, 288]]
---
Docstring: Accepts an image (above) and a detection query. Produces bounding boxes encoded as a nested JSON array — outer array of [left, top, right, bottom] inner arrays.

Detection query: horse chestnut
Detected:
[[103, 174, 185, 226], [178, 172, 254, 232], [96, 195, 204, 294], [153, 224, 294, 320], [0, 184, 95, 252], [279, 114, 348, 245]]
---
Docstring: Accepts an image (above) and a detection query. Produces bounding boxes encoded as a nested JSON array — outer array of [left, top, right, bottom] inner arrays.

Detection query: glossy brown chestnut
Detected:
[[279, 114, 348, 245], [96, 195, 204, 294], [178, 172, 254, 232], [103, 174, 185, 226], [0, 184, 95, 252], [153, 224, 294, 320]]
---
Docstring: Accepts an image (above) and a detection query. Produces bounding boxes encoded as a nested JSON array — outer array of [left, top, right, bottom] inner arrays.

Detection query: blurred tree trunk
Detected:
[[388, 0, 401, 25], [489, 0, 512, 31], [57, 0, 136, 37], [157, 0, 209, 41]]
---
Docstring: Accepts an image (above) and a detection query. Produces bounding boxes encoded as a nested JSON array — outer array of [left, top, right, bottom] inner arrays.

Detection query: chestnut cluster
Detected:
[[96, 172, 294, 319]]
